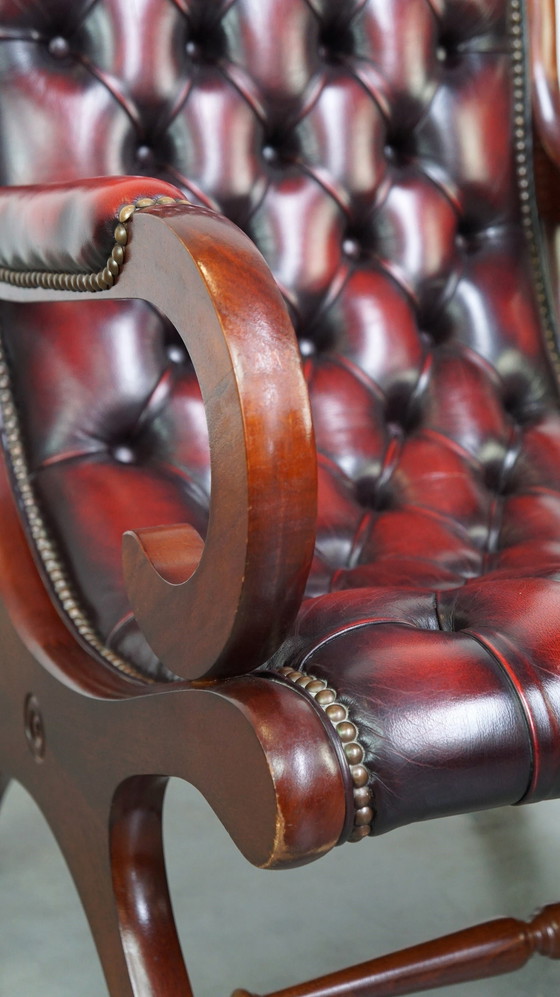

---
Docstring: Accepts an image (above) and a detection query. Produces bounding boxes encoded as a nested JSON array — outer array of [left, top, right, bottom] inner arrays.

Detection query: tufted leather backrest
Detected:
[[1, 0, 559, 683]]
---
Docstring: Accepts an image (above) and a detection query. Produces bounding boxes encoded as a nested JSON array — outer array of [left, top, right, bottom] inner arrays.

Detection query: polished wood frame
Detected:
[[1, 196, 559, 994]]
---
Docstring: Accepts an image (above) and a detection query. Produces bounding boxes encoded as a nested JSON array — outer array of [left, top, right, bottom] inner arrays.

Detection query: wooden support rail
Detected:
[[232, 903, 560, 997]]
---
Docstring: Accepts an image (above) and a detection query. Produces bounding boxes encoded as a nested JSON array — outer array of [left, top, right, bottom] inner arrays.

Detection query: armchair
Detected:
[[0, 0, 560, 994]]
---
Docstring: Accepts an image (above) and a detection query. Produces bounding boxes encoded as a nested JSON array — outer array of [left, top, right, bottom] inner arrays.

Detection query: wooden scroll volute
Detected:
[[1, 203, 317, 682], [119, 207, 317, 680]]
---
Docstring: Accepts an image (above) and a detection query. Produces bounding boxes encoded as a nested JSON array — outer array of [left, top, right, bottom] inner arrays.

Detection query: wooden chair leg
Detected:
[[232, 903, 560, 997], [0, 493, 346, 995], [52, 777, 194, 996]]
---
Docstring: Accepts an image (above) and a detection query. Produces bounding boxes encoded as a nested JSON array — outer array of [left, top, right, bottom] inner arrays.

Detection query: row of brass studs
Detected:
[[0, 194, 188, 682], [275, 666, 374, 841], [0, 335, 152, 682], [510, 0, 560, 385], [0, 194, 189, 293]]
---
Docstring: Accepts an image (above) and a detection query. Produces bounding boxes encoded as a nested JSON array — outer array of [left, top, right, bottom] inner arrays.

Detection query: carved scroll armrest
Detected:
[[528, 0, 560, 169], [0, 177, 317, 681]]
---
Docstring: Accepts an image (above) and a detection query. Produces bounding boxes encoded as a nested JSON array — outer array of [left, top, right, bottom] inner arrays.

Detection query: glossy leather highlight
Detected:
[[1, 0, 560, 831]]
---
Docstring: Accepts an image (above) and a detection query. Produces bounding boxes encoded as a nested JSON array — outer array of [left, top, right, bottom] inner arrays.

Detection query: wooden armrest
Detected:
[[0, 178, 317, 681], [528, 0, 560, 169]]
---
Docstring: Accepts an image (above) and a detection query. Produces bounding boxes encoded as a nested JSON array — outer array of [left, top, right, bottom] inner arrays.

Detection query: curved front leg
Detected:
[[0, 463, 346, 994]]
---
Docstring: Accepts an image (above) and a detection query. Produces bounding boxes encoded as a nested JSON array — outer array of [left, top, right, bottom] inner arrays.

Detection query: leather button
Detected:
[[436, 38, 462, 69], [111, 445, 136, 465], [185, 40, 200, 60], [299, 338, 316, 357], [262, 144, 279, 164], [455, 225, 480, 255], [342, 237, 361, 261], [384, 136, 409, 167], [167, 343, 188, 364], [48, 36, 71, 60], [318, 22, 354, 63], [136, 145, 155, 168]]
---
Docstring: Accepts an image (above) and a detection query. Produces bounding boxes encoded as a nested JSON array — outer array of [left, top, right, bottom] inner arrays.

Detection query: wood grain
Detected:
[[0, 202, 317, 681]]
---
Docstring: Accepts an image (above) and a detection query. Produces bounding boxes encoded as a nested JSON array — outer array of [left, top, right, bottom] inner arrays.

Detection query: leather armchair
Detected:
[[0, 1, 559, 994]]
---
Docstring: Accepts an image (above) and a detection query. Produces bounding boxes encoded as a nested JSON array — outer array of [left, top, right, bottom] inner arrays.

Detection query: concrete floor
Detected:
[[1, 778, 559, 996]]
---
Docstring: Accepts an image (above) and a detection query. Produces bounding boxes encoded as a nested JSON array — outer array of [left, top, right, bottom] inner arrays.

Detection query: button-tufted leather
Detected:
[[2, 0, 560, 832]]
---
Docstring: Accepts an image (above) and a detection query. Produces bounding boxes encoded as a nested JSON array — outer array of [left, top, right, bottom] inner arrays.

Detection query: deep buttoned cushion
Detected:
[[1, 0, 560, 827]]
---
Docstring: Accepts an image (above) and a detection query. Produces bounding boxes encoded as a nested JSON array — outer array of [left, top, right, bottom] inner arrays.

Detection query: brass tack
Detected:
[[353, 786, 372, 808], [135, 196, 155, 208], [355, 806, 374, 826], [344, 742, 364, 765], [86, 273, 98, 292], [107, 257, 120, 277], [157, 195, 177, 205], [76, 623, 94, 636], [112, 244, 125, 264], [295, 674, 312, 687], [336, 721, 358, 743], [118, 203, 136, 223], [325, 703, 347, 723], [96, 272, 108, 290], [348, 825, 370, 843], [315, 688, 336, 706], [102, 266, 114, 287], [351, 764, 369, 788], [285, 670, 301, 681], [305, 679, 326, 694], [277, 666, 294, 676], [114, 223, 128, 245]]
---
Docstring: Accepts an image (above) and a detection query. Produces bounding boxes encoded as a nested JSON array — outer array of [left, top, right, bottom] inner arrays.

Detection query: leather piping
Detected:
[[515, 0, 560, 387], [271, 665, 374, 843], [0, 195, 188, 294], [0, 195, 186, 683]]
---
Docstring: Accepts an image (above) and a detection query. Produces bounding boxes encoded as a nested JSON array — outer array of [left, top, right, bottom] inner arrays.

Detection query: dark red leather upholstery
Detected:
[[1, 1, 560, 834]]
